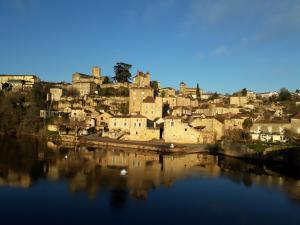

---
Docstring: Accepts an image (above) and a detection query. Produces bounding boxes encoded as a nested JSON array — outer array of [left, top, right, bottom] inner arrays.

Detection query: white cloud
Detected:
[[210, 46, 227, 57], [196, 51, 205, 60]]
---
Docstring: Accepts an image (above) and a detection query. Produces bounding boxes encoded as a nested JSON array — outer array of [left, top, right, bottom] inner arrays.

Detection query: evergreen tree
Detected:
[[113, 62, 132, 83], [196, 83, 200, 98]]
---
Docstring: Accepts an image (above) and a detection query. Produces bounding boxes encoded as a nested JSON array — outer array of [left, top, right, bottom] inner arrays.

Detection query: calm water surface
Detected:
[[0, 137, 300, 225]]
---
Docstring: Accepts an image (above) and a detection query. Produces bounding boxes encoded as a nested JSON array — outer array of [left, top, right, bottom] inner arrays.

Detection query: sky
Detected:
[[0, 0, 300, 93]]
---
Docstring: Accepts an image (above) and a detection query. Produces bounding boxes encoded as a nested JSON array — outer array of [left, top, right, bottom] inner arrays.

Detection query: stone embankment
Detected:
[[49, 134, 211, 154]]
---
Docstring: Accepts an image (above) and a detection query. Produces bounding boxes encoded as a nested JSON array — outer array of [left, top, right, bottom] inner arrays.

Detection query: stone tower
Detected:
[[92, 66, 101, 78], [179, 82, 186, 94]]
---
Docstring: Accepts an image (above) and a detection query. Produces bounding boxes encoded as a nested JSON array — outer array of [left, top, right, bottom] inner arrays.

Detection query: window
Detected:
[[134, 122, 136, 127], [139, 122, 141, 127], [268, 126, 272, 133], [185, 128, 187, 131], [124, 122, 127, 127], [171, 121, 174, 127], [114, 122, 116, 127], [136, 131, 138, 135], [101, 117, 103, 120]]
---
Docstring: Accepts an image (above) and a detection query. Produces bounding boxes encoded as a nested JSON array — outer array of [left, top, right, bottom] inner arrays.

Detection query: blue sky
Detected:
[[0, 0, 300, 93]]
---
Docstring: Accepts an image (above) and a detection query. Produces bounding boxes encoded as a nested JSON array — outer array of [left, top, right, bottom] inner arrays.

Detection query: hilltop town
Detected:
[[1, 63, 300, 152]]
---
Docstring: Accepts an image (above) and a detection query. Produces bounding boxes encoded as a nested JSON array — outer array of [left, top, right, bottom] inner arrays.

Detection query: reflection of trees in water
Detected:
[[110, 178, 128, 209], [1, 137, 300, 205], [218, 156, 300, 203]]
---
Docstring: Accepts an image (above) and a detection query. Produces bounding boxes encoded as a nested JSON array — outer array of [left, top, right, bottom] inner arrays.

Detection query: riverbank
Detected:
[[217, 141, 300, 165], [48, 134, 213, 154]]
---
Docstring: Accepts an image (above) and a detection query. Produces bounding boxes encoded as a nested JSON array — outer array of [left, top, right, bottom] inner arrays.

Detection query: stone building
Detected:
[[163, 96, 177, 108], [172, 106, 192, 117], [72, 66, 103, 96], [290, 112, 300, 135], [160, 87, 176, 97], [0, 74, 40, 90], [129, 87, 154, 114], [190, 117, 224, 141], [49, 88, 63, 101], [141, 96, 163, 121], [108, 115, 160, 141], [179, 82, 204, 97], [164, 116, 215, 144], [133, 71, 150, 87], [230, 96, 249, 107], [223, 115, 246, 131], [194, 104, 240, 116], [176, 96, 191, 107], [250, 119, 291, 143]]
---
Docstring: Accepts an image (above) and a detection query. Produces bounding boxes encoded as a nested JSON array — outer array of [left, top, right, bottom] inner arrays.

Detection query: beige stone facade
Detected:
[[50, 88, 63, 101], [250, 120, 291, 142], [230, 96, 249, 107], [290, 112, 300, 135], [179, 82, 204, 96], [163, 96, 177, 108], [108, 115, 160, 141], [164, 117, 215, 144], [0, 74, 40, 90], [190, 117, 224, 141], [129, 87, 154, 114], [160, 87, 176, 97], [72, 66, 104, 96], [141, 96, 163, 120], [133, 71, 150, 87]]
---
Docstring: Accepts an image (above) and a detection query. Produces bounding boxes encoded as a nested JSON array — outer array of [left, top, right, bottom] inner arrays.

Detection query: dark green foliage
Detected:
[[278, 88, 291, 101], [103, 76, 113, 84], [196, 83, 200, 98], [113, 62, 132, 83], [2, 82, 12, 91], [118, 103, 129, 114], [208, 92, 219, 100], [0, 85, 47, 135], [163, 103, 170, 117], [242, 118, 253, 130], [150, 80, 159, 97], [241, 88, 247, 96]]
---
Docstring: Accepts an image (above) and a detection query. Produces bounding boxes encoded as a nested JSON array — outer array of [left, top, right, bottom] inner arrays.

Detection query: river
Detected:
[[0, 137, 300, 225]]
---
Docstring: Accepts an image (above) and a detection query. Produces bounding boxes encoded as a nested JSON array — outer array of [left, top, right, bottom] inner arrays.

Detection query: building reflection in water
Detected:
[[0, 138, 300, 206]]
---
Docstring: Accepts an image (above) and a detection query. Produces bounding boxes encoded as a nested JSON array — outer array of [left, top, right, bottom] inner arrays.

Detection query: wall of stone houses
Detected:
[[194, 108, 210, 116], [124, 128, 160, 141], [164, 119, 204, 143], [190, 118, 224, 140], [176, 96, 191, 107], [72, 82, 97, 96], [230, 96, 248, 107], [163, 97, 177, 108], [133, 74, 150, 87], [129, 88, 154, 113], [250, 123, 291, 133], [190, 99, 199, 107], [160, 88, 176, 97], [290, 119, 300, 134], [140, 97, 162, 120], [109, 117, 132, 132], [141, 99, 162, 121], [224, 118, 245, 130], [70, 109, 86, 121], [96, 113, 112, 126]]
